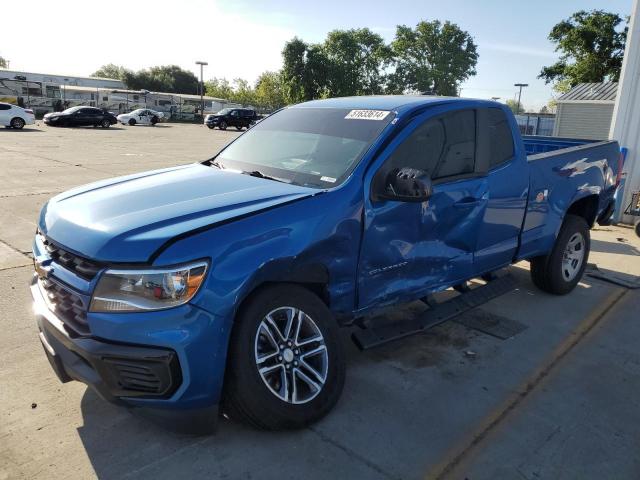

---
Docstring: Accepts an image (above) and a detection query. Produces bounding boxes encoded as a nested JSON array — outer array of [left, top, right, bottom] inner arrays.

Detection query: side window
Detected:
[[487, 108, 514, 167], [384, 109, 476, 181], [0, 104, 12, 111]]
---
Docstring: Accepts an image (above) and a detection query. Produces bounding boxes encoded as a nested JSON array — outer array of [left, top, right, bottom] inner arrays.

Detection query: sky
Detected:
[[0, 0, 632, 111]]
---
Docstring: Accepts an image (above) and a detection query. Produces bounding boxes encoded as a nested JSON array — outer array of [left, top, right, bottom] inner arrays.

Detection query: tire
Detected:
[[101, 119, 111, 128], [10, 117, 25, 129], [235, 125, 243, 131], [530, 214, 590, 295], [128, 118, 136, 126], [224, 284, 345, 430], [635, 221, 640, 238], [207, 125, 215, 129], [219, 121, 227, 130], [151, 116, 158, 125]]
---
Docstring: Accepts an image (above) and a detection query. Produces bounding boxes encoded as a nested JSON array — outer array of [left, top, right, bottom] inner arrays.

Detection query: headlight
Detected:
[[90, 261, 208, 312]]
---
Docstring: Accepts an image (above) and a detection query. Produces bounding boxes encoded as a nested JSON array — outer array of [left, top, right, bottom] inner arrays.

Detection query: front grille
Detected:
[[39, 278, 90, 336], [38, 234, 102, 280]]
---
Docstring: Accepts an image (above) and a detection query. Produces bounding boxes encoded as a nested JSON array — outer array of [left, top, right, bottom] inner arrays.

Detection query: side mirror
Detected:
[[377, 167, 433, 202]]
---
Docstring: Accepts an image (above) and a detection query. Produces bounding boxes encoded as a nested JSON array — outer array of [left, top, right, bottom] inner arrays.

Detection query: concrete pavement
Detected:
[[0, 123, 638, 479]]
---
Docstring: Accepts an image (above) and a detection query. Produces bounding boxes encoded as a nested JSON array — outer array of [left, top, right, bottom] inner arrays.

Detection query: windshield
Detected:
[[216, 108, 232, 115], [130, 109, 144, 115], [62, 106, 82, 114], [214, 107, 395, 188]]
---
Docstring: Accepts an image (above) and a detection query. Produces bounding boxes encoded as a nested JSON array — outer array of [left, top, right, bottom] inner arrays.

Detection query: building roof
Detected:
[[0, 68, 121, 83], [558, 82, 618, 102]]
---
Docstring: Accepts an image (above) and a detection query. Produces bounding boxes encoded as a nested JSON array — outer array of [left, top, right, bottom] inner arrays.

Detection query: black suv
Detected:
[[205, 108, 260, 130]]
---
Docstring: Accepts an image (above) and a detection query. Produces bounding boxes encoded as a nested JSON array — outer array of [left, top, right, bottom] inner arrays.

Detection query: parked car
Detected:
[[205, 108, 260, 130], [117, 109, 165, 126], [0, 102, 35, 129], [43, 107, 117, 128], [31, 96, 621, 433]]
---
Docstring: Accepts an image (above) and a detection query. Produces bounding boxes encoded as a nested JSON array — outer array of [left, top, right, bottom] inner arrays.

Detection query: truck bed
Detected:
[[522, 135, 599, 157], [517, 136, 620, 261]]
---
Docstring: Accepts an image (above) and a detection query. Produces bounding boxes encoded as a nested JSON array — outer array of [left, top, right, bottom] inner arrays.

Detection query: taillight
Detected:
[[24, 109, 34, 115], [616, 148, 627, 188]]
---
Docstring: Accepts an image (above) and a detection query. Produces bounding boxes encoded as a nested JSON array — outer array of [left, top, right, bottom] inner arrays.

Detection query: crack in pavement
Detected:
[[309, 426, 401, 480], [426, 288, 628, 480]]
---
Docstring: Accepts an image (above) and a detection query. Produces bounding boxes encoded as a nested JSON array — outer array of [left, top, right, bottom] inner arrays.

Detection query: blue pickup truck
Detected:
[[31, 96, 621, 432]]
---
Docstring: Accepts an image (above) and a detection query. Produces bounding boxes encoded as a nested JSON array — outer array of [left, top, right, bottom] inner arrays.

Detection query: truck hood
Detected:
[[39, 163, 317, 262]]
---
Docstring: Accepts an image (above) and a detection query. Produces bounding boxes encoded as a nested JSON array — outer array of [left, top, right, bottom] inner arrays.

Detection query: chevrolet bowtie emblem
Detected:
[[34, 257, 53, 279]]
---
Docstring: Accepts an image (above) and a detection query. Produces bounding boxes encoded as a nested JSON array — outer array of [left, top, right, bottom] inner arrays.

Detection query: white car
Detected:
[[0, 102, 35, 129], [117, 109, 165, 126]]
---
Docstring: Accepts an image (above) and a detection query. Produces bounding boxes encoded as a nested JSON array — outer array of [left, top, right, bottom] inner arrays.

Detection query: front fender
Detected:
[[151, 188, 363, 322]]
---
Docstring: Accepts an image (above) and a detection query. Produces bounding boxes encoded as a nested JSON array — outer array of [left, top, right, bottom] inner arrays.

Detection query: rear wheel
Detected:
[[128, 118, 136, 126], [10, 117, 25, 129], [530, 214, 590, 294], [151, 116, 158, 125], [224, 284, 345, 430], [207, 125, 215, 129], [235, 125, 243, 131], [101, 119, 111, 128], [219, 121, 227, 130]]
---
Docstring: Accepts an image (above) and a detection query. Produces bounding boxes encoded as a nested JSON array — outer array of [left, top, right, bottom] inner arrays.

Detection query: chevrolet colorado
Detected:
[[31, 96, 621, 432]]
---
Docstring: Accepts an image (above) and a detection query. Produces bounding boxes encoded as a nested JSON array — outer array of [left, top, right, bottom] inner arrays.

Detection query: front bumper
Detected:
[[31, 276, 224, 433]]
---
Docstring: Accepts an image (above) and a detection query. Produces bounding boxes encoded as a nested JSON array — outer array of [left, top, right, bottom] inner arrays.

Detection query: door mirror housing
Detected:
[[376, 167, 433, 202]]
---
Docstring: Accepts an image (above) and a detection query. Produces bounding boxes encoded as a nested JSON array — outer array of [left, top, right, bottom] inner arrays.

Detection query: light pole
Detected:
[[514, 83, 528, 114], [195, 61, 208, 117]]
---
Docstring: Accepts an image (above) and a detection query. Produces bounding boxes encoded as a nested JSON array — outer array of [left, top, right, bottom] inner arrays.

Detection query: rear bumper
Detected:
[[31, 278, 223, 433]]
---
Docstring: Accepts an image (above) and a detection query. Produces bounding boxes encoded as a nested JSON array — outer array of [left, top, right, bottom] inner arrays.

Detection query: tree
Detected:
[[254, 71, 286, 110], [205, 77, 234, 99], [539, 10, 628, 87], [281, 37, 309, 104], [0, 56, 7, 68], [91, 63, 131, 80], [389, 20, 478, 96], [323, 28, 392, 96], [91, 64, 199, 94], [505, 99, 524, 115]]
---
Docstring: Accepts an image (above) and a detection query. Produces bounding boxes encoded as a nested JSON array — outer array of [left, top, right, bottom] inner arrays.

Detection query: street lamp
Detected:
[[514, 83, 529, 113], [195, 61, 208, 117]]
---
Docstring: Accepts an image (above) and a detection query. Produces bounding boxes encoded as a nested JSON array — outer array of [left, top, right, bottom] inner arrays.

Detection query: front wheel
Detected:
[[151, 116, 158, 125], [128, 118, 136, 126], [101, 119, 111, 128], [530, 214, 590, 294], [224, 284, 345, 430], [235, 125, 243, 131]]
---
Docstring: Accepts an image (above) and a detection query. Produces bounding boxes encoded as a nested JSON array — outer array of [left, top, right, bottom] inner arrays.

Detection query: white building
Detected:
[[0, 69, 124, 89], [553, 82, 617, 140]]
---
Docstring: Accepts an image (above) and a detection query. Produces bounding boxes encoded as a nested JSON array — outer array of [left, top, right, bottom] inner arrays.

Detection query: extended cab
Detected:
[[31, 96, 621, 432]]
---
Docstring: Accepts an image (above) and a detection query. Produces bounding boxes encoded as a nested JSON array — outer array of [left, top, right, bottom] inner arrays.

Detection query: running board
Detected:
[[351, 273, 516, 351]]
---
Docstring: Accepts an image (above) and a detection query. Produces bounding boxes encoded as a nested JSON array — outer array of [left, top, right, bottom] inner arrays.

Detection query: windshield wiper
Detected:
[[244, 170, 286, 183]]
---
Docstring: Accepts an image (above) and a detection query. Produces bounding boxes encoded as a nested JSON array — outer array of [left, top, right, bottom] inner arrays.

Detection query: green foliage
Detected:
[[323, 28, 392, 96], [539, 10, 628, 87], [254, 71, 286, 110], [281, 37, 309, 103], [91, 64, 199, 94], [505, 99, 524, 115], [388, 21, 478, 96], [0, 56, 8, 68]]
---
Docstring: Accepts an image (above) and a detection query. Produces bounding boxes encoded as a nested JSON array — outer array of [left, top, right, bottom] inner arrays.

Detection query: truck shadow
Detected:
[[591, 238, 640, 257]]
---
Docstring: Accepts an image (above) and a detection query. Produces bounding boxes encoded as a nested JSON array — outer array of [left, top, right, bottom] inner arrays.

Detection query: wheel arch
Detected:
[[234, 262, 331, 321], [565, 194, 600, 228]]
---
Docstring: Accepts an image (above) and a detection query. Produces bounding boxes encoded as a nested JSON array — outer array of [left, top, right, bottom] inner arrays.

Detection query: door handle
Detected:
[[453, 198, 483, 208]]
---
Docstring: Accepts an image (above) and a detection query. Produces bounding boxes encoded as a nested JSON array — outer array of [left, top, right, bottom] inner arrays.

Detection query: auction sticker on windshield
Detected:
[[345, 110, 390, 120]]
